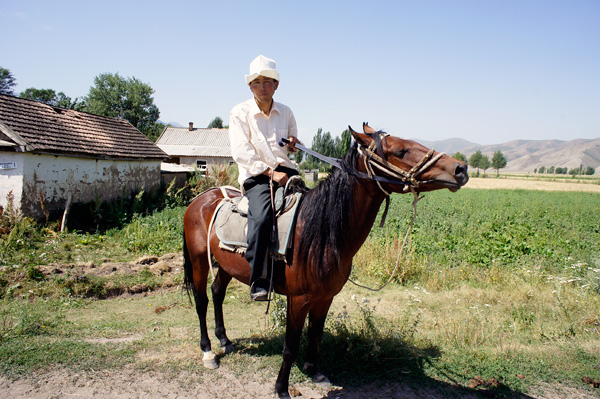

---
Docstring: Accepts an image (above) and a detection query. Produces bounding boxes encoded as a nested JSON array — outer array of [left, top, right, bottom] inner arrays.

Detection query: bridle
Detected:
[[356, 132, 446, 196], [349, 133, 445, 227]]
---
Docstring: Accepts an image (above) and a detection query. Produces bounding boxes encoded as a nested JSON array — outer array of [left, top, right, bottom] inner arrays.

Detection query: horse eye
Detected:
[[395, 149, 409, 158]]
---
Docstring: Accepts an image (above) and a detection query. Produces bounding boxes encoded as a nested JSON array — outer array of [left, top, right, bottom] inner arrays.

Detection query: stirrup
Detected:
[[250, 281, 270, 302]]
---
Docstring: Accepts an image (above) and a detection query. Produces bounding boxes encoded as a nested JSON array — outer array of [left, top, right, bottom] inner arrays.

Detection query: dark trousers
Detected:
[[243, 166, 298, 288]]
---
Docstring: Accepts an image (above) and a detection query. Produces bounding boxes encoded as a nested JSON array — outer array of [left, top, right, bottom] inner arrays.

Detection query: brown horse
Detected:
[[182, 123, 469, 398]]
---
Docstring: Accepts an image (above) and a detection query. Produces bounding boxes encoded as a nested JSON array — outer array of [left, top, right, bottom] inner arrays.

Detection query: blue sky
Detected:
[[1, 0, 599, 145]]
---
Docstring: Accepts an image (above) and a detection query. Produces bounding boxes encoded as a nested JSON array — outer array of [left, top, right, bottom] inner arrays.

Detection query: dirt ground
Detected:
[[465, 176, 600, 192], [1, 366, 599, 399], [2, 178, 599, 398], [1, 363, 599, 399]]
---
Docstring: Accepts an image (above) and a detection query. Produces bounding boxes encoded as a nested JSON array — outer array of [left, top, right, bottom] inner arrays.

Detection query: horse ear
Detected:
[[349, 125, 372, 147], [362, 122, 377, 135]]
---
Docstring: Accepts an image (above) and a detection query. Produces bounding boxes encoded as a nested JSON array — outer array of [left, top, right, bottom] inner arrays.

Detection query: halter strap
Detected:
[[355, 134, 445, 226], [358, 144, 446, 194]]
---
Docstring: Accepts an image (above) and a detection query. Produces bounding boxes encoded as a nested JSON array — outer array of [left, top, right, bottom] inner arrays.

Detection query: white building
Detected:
[[0, 94, 167, 221], [155, 123, 233, 173]]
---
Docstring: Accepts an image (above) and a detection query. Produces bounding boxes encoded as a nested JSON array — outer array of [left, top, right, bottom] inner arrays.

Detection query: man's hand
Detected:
[[271, 170, 289, 187], [285, 136, 301, 153], [262, 169, 289, 186]]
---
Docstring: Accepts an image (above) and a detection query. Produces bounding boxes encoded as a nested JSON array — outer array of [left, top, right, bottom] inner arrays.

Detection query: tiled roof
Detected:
[[155, 126, 231, 158], [0, 94, 167, 160]]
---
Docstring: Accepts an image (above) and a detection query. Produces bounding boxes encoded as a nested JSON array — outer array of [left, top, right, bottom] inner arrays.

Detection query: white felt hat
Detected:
[[245, 55, 279, 84]]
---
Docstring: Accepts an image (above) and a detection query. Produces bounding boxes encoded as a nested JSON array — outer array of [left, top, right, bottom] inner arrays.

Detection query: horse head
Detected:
[[349, 123, 469, 193]]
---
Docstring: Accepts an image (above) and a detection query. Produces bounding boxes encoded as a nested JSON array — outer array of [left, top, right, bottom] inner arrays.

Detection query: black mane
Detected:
[[296, 132, 386, 276]]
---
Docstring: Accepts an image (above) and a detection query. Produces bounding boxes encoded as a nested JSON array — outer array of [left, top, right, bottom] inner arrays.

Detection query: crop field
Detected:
[[0, 176, 599, 398]]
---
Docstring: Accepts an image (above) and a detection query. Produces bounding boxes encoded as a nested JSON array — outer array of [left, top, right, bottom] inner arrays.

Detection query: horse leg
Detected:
[[211, 267, 235, 354], [303, 299, 333, 387], [191, 272, 219, 369], [275, 296, 310, 399], [186, 244, 219, 370]]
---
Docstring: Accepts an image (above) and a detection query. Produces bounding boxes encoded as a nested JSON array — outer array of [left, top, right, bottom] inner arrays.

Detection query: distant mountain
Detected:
[[415, 138, 480, 155], [434, 138, 600, 174], [158, 120, 184, 127]]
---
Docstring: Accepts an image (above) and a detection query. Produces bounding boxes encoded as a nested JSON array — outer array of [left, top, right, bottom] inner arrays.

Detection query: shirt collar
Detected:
[[250, 98, 280, 117]]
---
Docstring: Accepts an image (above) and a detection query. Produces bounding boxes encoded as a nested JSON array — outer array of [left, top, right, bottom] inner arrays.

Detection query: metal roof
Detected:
[[155, 126, 231, 158]]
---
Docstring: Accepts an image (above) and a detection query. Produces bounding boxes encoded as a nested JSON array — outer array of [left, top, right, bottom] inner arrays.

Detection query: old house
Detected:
[[155, 123, 232, 173], [0, 94, 167, 221]]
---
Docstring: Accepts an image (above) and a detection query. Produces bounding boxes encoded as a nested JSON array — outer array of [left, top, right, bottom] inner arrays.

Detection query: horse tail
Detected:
[[182, 230, 196, 301]]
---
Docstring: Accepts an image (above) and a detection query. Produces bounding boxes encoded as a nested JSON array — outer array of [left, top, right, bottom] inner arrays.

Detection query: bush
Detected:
[[0, 196, 42, 267], [189, 164, 239, 195]]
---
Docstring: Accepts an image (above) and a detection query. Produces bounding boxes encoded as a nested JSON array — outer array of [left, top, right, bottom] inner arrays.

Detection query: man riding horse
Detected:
[[228, 55, 301, 301]]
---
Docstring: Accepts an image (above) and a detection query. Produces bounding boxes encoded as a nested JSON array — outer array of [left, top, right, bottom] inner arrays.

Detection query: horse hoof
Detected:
[[223, 343, 235, 354], [202, 351, 219, 369], [275, 392, 291, 399], [203, 358, 219, 369], [312, 372, 331, 388]]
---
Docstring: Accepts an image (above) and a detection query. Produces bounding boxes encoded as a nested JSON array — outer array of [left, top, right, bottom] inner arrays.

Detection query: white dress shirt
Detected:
[[229, 98, 298, 185]]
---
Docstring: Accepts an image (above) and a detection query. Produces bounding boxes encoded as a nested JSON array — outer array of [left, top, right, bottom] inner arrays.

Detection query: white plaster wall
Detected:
[[0, 152, 24, 214], [20, 153, 161, 220], [179, 156, 233, 168]]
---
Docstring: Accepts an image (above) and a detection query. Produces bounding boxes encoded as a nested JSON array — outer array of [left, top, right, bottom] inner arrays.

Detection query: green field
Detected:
[[359, 188, 600, 285]]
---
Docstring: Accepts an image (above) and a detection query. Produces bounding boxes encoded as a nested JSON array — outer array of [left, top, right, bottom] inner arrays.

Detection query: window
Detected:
[[196, 160, 207, 171]]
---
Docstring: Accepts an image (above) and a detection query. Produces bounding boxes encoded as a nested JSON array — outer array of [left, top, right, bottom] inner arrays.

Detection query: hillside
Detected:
[[416, 138, 479, 155], [428, 137, 600, 174]]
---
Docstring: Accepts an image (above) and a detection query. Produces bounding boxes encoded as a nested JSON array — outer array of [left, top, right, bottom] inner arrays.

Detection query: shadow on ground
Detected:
[[230, 329, 535, 399]]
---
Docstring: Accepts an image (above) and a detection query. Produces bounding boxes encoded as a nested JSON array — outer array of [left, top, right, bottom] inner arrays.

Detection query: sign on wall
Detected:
[[0, 161, 17, 170]]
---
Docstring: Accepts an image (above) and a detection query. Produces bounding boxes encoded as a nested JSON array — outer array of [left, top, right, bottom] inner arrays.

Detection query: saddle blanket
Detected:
[[213, 192, 302, 259]]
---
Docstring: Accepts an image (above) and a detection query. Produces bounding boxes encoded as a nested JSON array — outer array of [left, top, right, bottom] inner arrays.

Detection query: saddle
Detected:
[[211, 176, 307, 261]]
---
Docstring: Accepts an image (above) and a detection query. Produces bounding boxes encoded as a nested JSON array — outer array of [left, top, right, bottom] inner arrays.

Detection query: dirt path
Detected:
[[1, 367, 598, 399], [465, 177, 600, 192]]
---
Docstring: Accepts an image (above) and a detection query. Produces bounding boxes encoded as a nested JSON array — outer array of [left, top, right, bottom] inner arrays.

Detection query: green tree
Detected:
[[305, 128, 323, 170], [491, 150, 507, 177], [86, 73, 160, 138], [19, 87, 86, 110], [480, 154, 491, 176], [302, 128, 352, 170], [338, 129, 352, 158], [56, 92, 86, 110], [145, 122, 166, 142], [320, 131, 335, 158], [584, 166, 595, 175], [20, 88, 58, 104], [307, 128, 336, 171], [207, 116, 224, 128], [468, 150, 484, 176], [452, 151, 467, 163], [0, 67, 17, 95], [539, 166, 546, 174], [555, 167, 567, 174]]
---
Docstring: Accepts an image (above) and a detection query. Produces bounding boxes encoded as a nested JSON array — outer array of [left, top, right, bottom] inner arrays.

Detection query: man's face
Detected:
[[249, 76, 279, 105]]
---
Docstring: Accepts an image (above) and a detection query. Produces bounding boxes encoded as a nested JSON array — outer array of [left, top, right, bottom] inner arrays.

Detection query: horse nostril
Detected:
[[455, 164, 468, 182]]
